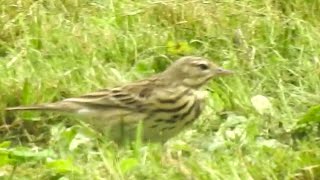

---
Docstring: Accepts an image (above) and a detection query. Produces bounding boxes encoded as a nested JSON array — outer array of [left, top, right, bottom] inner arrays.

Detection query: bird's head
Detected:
[[163, 56, 233, 88]]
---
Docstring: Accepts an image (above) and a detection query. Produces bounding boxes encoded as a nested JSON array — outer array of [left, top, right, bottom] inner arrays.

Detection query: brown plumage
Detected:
[[6, 56, 233, 142]]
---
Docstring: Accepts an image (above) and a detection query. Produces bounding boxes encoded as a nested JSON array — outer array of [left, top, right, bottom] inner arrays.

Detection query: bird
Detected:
[[5, 56, 233, 143]]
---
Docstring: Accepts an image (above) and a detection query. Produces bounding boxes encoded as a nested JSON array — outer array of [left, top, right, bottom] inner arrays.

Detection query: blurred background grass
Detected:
[[0, 0, 320, 179]]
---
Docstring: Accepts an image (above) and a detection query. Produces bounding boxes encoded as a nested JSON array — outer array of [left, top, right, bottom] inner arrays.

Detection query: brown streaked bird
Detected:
[[6, 56, 233, 143]]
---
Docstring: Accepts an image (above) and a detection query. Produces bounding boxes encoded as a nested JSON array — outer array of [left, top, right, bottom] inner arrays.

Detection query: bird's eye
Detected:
[[197, 63, 209, 70]]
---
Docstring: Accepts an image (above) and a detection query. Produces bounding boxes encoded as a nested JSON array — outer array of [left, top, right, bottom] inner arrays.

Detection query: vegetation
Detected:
[[1, 0, 320, 179]]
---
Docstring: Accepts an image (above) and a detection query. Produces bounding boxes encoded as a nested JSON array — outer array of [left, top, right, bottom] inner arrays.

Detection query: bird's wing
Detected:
[[64, 82, 191, 111], [66, 83, 193, 130], [63, 82, 154, 110], [50, 80, 155, 122]]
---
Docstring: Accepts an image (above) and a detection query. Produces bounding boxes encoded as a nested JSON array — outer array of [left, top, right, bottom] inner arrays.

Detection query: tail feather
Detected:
[[5, 102, 80, 112], [6, 105, 58, 111]]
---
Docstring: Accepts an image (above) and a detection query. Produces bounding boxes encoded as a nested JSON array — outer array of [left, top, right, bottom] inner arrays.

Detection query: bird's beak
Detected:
[[214, 67, 234, 76]]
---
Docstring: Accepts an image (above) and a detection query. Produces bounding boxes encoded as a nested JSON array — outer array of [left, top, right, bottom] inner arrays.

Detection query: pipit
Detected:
[[6, 56, 233, 143]]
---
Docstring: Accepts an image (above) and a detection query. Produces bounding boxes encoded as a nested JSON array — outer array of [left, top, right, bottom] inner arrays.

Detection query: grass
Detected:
[[1, 0, 320, 179]]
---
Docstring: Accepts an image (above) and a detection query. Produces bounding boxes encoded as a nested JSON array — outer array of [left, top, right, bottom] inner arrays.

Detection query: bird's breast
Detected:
[[142, 90, 206, 142]]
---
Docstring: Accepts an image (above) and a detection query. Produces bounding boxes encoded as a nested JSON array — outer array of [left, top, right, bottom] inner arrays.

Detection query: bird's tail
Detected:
[[5, 102, 79, 113]]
